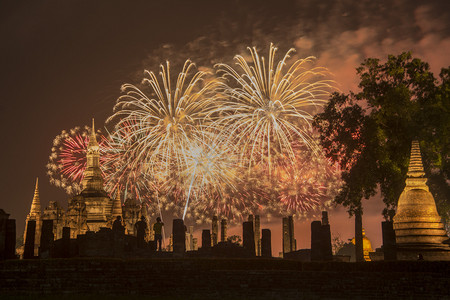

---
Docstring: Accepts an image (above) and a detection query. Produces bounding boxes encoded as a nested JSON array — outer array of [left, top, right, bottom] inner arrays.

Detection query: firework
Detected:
[[47, 126, 107, 195], [107, 60, 221, 180], [101, 121, 154, 202], [78, 45, 340, 223], [179, 130, 241, 219], [183, 170, 264, 224], [215, 43, 335, 173], [263, 142, 342, 218]]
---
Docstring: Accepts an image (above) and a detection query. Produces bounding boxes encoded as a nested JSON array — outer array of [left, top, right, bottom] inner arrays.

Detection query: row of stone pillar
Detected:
[[210, 216, 232, 247], [196, 215, 272, 257], [237, 219, 272, 257], [282, 212, 332, 261], [354, 212, 396, 261], [174, 212, 398, 261], [297, 211, 392, 262], [200, 217, 228, 249], [23, 219, 72, 259], [24, 213, 399, 261]]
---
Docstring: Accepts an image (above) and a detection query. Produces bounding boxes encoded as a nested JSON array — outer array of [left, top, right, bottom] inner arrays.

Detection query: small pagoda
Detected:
[[393, 141, 450, 260]]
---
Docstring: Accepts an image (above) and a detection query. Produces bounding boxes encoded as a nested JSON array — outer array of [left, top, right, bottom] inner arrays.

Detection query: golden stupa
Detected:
[[351, 228, 374, 261], [393, 141, 450, 260]]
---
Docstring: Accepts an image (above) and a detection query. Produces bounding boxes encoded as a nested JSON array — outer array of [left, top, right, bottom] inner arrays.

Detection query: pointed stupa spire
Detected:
[[82, 117, 103, 191], [404, 140, 428, 192], [407, 140, 426, 177], [111, 186, 123, 218], [30, 177, 41, 214], [24, 178, 42, 257], [88, 118, 99, 149]]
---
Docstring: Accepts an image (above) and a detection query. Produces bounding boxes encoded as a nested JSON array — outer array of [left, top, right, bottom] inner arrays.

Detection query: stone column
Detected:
[[355, 210, 364, 262], [0, 210, 8, 260], [220, 219, 227, 242], [288, 216, 295, 252], [310, 220, 322, 261], [5, 219, 16, 259], [243, 221, 255, 256], [193, 238, 198, 251], [322, 211, 329, 225], [188, 226, 194, 251], [172, 219, 185, 255], [382, 221, 397, 261], [185, 231, 191, 251], [261, 229, 272, 258], [168, 234, 173, 252], [202, 229, 211, 249], [211, 216, 218, 246], [282, 217, 291, 255], [321, 222, 333, 261], [248, 215, 254, 224], [62, 227, 71, 258], [39, 220, 54, 258], [254, 215, 261, 256], [23, 220, 36, 259]]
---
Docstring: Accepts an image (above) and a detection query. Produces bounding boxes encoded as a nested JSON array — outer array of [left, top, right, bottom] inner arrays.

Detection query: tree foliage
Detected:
[[313, 52, 450, 221]]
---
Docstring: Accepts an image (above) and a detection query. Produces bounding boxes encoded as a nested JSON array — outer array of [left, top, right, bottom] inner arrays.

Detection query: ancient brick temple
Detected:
[[393, 141, 450, 260], [23, 119, 151, 254]]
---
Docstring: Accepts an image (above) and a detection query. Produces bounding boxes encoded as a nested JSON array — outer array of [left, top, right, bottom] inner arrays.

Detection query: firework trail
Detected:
[[215, 43, 335, 173], [47, 126, 107, 195]]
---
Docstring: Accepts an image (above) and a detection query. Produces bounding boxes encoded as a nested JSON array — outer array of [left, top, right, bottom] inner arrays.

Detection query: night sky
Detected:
[[1, 0, 449, 255]]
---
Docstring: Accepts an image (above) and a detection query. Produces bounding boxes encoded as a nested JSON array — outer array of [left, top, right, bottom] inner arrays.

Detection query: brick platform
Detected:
[[1, 258, 449, 299]]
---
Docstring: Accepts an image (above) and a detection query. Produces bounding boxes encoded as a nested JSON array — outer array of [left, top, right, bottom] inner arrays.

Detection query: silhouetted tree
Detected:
[[313, 52, 450, 224], [227, 235, 242, 245]]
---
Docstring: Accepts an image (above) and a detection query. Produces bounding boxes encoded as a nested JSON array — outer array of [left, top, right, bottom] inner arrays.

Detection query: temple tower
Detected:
[[82, 118, 104, 191], [69, 118, 113, 233], [393, 141, 450, 260], [24, 178, 41, 256]]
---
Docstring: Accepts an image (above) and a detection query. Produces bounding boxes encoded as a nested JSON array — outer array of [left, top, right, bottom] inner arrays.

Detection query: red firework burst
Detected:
[[47, 126, 108, 195]]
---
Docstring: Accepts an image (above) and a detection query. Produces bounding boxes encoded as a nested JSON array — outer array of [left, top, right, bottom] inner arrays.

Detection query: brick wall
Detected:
[[1, 258, 449, 299]]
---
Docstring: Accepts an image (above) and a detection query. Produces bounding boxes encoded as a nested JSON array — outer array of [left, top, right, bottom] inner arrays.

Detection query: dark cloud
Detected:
[[138, 0, 450, 91]]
